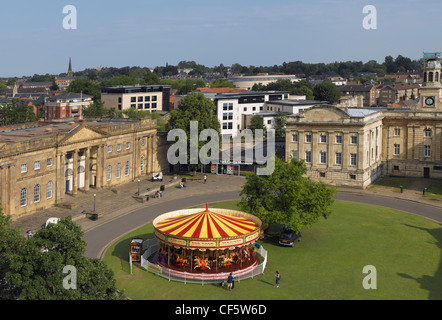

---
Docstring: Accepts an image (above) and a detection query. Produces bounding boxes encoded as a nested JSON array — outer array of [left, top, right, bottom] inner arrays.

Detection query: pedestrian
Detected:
[[227, 272, 233, 291], [204, 175, 207, 184], [231, 272, 235, 290], [275, 271, 280, 288]]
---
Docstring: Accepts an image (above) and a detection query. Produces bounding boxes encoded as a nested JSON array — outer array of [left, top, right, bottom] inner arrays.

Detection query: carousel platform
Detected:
[[152, 253, 260, 281]]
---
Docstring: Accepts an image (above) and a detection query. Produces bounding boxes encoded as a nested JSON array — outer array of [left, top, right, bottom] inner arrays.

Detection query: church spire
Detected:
[[67, 57, 73, 78]]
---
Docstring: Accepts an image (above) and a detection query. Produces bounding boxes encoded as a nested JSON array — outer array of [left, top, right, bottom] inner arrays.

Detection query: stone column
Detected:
[[342, 133, 349, 171], [0, 166, 6, 216], [96, 146, 103, 188], [147, 135, 153, 174], [72, 149, 78, 195], [84, 147, 90, 191], [56, 152, 65, 200]]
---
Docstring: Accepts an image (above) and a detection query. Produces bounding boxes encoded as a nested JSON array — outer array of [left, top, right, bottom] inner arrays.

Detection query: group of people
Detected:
[[223, 271, 281, 291]]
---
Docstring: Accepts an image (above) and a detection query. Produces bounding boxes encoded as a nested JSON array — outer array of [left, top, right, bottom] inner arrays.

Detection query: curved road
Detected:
[[83, 191, 442, 259]]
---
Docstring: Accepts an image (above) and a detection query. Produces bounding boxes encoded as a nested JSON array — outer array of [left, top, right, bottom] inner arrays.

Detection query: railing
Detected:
[[139, 238, 268, 285]]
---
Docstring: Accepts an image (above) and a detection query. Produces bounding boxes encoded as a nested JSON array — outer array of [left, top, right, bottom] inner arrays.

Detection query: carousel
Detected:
[[151, 203, 263, 280]]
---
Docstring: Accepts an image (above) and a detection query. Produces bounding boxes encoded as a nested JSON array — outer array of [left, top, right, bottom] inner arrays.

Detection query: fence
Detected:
[[137, 238, 268, 285]]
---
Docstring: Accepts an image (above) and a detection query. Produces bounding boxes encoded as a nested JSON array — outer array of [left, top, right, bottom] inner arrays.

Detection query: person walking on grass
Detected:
[[275, 271, 280, 288], [227, 272, 233, 291]]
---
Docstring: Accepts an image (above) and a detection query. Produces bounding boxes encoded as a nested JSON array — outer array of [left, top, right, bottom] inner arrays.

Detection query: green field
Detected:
[[103, 200, 442, 300]]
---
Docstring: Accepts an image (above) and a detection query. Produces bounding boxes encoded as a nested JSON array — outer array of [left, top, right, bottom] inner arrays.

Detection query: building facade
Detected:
[[0, 118, 161, 219], [44, 92, 92, 120], [101, 85, 171, 112], [286, 53, 442, 188]]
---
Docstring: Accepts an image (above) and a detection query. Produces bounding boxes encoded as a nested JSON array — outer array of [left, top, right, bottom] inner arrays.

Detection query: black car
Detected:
[[279, 229, 301, 247]]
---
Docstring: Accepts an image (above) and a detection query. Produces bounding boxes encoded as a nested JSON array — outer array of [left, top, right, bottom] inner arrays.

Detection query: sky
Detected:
[[0, 0, 441, 77]]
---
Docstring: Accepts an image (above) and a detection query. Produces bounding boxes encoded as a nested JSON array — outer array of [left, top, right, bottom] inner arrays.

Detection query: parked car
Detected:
[[279, 229, 301, 247], [152, 172, 163, 181]]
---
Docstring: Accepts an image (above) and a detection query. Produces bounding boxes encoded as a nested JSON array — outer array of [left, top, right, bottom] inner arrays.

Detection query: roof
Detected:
[[155, 208, 259, 239], [339, 84, 374, 92], [346, 108, 382, 117], [47, 92, 92, 101]]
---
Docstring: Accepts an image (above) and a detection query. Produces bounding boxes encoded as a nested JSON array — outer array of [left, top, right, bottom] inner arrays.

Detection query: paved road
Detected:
[[83, 190, 442, 259]]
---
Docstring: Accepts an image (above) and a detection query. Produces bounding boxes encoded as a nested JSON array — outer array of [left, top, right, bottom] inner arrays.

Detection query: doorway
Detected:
[[424, 167, 430, 179]]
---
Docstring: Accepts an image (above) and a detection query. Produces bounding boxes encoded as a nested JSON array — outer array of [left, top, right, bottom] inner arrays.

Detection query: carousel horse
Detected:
[[176, 255, 188, 267], [193, 256, 210, 270]]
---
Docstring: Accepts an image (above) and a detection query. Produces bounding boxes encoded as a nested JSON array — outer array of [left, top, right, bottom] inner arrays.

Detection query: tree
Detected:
[[67, 77, 101, 101], [248, 114, 267, 137], [83, 100, 107, 117], [273, 112, 287, 138], [0, 100, 37, 126], [313, 81, 341, 104], [239, 157, 335, 231], [167, 92, 221, 172], [0, 213, 124, 300]]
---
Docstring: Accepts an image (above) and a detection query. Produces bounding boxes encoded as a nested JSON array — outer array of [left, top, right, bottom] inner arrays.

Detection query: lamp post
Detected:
[[138, 179, 140, 195], [93, 193, 96, 212]]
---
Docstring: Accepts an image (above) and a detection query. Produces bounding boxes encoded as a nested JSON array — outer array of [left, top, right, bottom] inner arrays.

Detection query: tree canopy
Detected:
[[239, 157, 335, 231], [0, 210, 124, 300], [313, 81, 341, 104]]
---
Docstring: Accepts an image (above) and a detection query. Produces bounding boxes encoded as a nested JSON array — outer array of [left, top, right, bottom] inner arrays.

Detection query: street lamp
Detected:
[[93, 193, 96, 212]]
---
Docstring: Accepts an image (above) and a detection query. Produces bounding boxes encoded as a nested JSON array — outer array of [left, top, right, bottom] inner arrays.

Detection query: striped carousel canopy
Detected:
[[153, 204, 262, 249]]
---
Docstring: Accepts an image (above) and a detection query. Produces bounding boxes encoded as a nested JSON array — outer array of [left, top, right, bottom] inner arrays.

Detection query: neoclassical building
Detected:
[[0, 118, 162, 219], [286, 53, 442, 188]]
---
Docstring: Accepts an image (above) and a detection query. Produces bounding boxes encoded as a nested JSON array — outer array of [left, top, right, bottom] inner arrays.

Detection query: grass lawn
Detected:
[[103, 200, 442, 300], [423, 182, 442, 201], [370, 177, 413, 192]]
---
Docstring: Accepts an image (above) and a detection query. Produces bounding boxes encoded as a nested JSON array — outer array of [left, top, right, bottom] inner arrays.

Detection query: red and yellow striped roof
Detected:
[[155, 209, 259, 239]]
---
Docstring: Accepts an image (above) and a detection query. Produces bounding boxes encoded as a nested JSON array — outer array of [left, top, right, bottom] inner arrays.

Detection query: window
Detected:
[[393, 166, 399, 171], [21, 164, 27, 173], [320, 152, 327, 164], [47, 158, 53, 167], [223, 122, 228, 130], [320, 135, 327, 143], [319, 172, 326, 177], [292, 134, 298, 142], [47, 181, 53, 199], [141, 138, 146, 146], [117, 144, 122, 151], [20, 188, 27, 207], [126, 142, 130, 150], [335, 152, 342, 165], [291, 150, 298, 159], [305, 151, 312, 163], [145, 96, 150, 102], [394, 144, 400, 155], [335, 135, 342, 144], [243, 107, 247, 111], [350, 153, 357, 166], [424, 145, 431, 157], [106, 165, 111, 181], [152, 96, 157, 101], [116, 163, 121, 178], [305, 134, 312, 143], [138, 104, 143, 109], [125, 161, 130, 176], [349, 174, 356, 180], [141, 157, 145, 172], [351, 136, 358, 144], [34, 184, 40, 203], [425, 129, 432, 137], [131, 97, 136, 103], [267, 120, 272, 125], [434, 166, 442, 171], [108, 145, 112, 153], [138, 96, 143, 102], [394, 128, 401, 136]]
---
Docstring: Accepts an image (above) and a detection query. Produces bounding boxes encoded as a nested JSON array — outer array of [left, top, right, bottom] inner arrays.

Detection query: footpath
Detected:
[[10, 174, 245, 235], [10, 174, 442, 236]]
